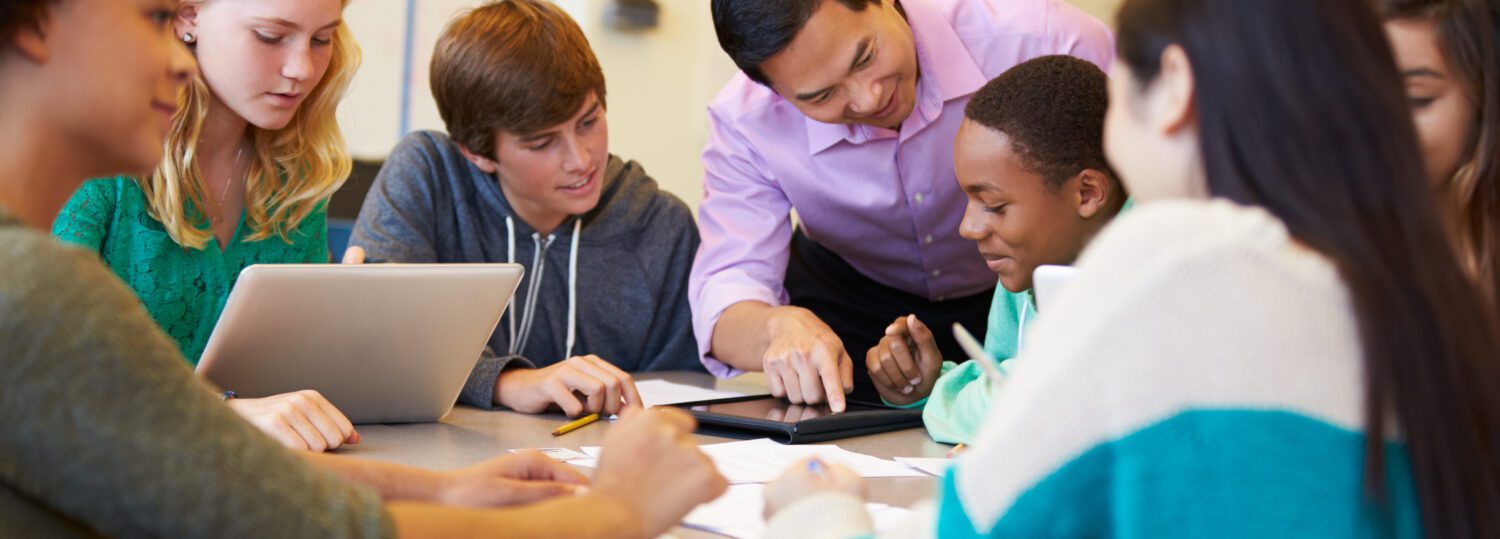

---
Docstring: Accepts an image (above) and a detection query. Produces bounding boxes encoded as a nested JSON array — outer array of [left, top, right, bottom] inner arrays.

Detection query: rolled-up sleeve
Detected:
[[689, 106, 795, 377]]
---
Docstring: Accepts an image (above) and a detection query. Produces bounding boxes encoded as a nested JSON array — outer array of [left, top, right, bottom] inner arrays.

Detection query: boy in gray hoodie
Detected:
[[349, 0, 702, 417]]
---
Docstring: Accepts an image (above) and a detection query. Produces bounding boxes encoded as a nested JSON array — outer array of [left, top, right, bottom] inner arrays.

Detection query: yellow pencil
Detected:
[[946, 443, 966, 458], [551, 413, 601, 437]]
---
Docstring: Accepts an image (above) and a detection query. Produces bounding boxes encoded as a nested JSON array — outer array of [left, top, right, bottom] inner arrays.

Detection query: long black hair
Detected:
[[1379, 0, 1500, 310], [1116, 0, 1500, 536]]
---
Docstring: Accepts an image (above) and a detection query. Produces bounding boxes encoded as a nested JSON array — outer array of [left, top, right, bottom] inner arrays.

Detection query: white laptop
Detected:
[[1031, 264, 1080, 313], [197, 263, 523, 424]]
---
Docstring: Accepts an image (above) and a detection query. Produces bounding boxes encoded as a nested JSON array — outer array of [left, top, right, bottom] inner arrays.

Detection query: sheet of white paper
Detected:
[[576, 440, 924, 482], [510, 447, 592, 461], [680, 484, 767, 538], [681, 484, 907, 539], [869, 506, 914, 533], [699, 439, 926, 483], [894, 457, 953, 476], [566, 446, 604, 468], [634, 379, 758, 408]]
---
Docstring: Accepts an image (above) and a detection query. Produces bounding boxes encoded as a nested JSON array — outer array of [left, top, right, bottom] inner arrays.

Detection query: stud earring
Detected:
[[181, 33, 195, 44]]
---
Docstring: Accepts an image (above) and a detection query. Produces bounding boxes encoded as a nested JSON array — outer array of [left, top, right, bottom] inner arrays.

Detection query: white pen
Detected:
[[952, 323, 1005, 385]]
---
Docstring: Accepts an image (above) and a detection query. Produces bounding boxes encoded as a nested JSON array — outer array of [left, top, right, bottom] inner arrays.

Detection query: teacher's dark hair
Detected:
[[1117, 0, 1500, 536], [710, 0, 883, 87]]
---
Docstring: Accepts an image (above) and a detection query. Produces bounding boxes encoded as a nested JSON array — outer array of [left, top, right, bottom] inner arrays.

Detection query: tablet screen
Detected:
[[689, 397, 893, 423]]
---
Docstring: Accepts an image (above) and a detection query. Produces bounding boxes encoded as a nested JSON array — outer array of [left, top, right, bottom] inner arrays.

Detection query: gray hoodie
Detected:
[[350, 131, 704, 409]]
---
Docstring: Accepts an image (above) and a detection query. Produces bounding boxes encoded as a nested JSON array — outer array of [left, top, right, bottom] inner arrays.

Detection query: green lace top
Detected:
[[52, 177, 329, 365]]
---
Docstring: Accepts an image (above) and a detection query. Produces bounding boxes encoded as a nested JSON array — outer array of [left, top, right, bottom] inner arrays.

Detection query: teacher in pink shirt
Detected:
[[691, 0, 1114, 411]]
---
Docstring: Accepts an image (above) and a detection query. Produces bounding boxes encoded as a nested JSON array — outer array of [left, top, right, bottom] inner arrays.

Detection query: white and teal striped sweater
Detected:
[[765, 200, 1420, 538]]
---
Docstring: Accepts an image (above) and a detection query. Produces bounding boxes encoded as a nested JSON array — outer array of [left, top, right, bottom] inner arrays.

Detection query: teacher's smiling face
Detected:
[[758, 0, 919, 130]]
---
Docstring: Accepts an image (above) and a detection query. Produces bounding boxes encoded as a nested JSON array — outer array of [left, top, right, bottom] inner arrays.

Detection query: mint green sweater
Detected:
[[918, 200, 1133, 444], [52, 177, 329, 364], [916, 288, 1035, 444]]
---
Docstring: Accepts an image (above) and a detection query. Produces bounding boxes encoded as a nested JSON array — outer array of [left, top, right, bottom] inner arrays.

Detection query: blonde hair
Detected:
[[140, 0, 361, 250]]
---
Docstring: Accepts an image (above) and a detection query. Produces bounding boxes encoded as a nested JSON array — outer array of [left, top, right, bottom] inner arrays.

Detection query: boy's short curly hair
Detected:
[[964, 55, 1116, 191]]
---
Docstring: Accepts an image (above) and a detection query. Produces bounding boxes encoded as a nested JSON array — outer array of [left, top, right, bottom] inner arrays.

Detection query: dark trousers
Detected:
[[783, 230, 993, 402]]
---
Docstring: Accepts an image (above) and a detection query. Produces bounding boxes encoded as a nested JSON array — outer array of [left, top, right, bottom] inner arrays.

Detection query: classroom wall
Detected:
[[335, 0, 1124, 214], [1070, 0, 1123, 23]]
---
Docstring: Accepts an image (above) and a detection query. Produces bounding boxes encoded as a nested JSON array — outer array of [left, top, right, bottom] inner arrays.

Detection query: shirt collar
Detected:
[[803, 0, 987, 155]]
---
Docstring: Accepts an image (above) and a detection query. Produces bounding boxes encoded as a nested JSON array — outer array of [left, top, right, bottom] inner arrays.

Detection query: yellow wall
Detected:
[[1072, 0, 1123, 21], [336, 0, 1123, 211]]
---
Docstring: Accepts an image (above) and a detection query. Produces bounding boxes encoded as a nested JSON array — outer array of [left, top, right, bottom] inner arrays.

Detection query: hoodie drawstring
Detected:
[[565, 219, 580, 359], [504, 216, 580, 360], [506, 217, 517, 353]]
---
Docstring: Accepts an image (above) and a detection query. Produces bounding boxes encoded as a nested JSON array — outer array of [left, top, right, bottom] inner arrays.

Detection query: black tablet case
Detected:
[[670, 395, 924, 444]]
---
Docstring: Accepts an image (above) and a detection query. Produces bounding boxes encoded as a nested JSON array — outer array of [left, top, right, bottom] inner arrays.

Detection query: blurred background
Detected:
[[329, 0, 1124, 226]]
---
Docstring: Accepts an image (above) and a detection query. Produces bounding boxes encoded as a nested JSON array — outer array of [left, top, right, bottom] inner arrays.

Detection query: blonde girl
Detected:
[[52, 0, 362, 451]]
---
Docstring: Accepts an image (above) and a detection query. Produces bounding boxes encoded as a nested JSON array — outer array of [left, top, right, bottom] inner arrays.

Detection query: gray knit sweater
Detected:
[[0, 208, 392, 538], [350, 131, 704, 409]]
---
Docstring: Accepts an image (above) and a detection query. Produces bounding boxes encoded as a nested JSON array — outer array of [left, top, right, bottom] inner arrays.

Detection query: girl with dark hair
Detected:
[[1380, 0, 1500, 308], [757, 0, 1500, 537]]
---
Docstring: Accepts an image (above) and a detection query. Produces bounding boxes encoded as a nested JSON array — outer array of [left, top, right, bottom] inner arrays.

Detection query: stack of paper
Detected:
[[680, 484, 912, 539]]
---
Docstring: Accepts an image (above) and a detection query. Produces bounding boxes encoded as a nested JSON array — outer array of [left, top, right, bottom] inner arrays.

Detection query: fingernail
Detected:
[[901, 386, 913, 394], [910, 378, 921, 385]]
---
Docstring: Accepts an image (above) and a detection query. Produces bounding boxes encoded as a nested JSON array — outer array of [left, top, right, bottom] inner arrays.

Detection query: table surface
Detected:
[[344, 372, 948, 537]]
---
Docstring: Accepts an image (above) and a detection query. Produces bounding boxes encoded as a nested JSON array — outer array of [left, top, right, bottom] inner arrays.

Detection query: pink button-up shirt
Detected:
[[691, 0, 1114, 376]]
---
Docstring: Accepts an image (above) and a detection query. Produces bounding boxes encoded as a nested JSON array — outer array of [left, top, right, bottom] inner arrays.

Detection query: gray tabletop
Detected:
[[342, 372, 950, 536]]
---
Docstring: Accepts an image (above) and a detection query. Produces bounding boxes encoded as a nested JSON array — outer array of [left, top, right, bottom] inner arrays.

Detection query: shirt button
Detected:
[[915, 193, 926, 204], [931, 269, 942, 277], [924, 235, 934, 244]]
